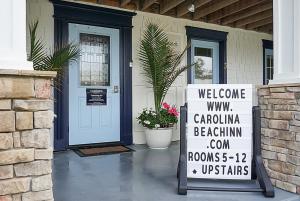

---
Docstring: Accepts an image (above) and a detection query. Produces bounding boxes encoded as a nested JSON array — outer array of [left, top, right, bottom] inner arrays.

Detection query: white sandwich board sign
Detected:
[[186, 84, 253, 180]]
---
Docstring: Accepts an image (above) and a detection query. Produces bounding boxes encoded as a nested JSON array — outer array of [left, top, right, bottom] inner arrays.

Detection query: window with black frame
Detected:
[[263, 40, 273, 85]]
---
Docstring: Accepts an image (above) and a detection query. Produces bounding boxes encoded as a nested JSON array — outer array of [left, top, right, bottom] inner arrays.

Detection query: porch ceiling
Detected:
[[80, 0, 273, 34]]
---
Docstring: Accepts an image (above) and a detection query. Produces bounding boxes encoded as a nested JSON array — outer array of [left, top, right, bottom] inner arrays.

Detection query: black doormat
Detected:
[[71, 144, 134, 157]]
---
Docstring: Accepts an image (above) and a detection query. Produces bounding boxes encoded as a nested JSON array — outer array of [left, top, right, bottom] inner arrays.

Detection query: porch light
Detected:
[[188, 3, 195, 13]]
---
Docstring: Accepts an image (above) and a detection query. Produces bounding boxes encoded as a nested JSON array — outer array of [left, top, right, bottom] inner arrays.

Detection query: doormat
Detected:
[[72, 144, 134, 157]]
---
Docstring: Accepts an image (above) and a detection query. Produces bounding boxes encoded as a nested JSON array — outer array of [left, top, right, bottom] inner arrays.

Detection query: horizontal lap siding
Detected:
[[132, 12, 272, 144], [26, 0, 54, 54]]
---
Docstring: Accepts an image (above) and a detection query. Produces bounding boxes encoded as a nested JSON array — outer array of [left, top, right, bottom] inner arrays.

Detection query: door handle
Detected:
[[113, 86, 119, 93]]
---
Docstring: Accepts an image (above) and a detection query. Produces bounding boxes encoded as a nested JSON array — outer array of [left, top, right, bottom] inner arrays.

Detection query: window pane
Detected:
[[270, 56, 273, 67], [194, 47, 213, 84], [79, 33, 110, 86], [270, 68, 274, 80], [264, 49, 274, 84], [267, 68, 271, 80]]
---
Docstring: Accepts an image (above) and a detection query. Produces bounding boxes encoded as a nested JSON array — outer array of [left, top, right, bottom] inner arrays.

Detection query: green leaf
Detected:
[[28, 21, 47, 70], [28, 20, 80, 92], [138, 22, 193, 113]]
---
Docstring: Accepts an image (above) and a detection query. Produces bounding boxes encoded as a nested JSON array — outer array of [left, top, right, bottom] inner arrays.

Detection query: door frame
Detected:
[[51, 0, 136, 151], [186, 26, 228, 84]]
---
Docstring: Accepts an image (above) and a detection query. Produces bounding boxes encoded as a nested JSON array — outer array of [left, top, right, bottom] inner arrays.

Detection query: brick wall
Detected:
[[258, 84, 300, 194], [0, 70, 56, 201]]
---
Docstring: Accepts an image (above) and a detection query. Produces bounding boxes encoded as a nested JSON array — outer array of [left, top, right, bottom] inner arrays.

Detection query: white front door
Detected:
[[68, 23, 120, 145], [191, 39, 219, 84]]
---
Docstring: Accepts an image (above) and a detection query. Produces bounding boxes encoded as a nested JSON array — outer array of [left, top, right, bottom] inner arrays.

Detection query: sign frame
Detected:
[[86, 88, 107, 106], [177, 104, 274, 197], [186, 84, 253, 180]]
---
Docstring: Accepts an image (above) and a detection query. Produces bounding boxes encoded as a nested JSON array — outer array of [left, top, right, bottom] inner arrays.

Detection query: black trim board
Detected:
[[51, 0, 136, 151], [262, 40, 273, 85], [52, 0, 135, 28], [262, 39, 273, 50], [186, 26, 228, 84]]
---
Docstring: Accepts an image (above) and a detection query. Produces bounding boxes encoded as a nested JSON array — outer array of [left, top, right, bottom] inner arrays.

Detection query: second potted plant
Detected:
[[137, 103, 178, 149], [137, 22, 192, 149]]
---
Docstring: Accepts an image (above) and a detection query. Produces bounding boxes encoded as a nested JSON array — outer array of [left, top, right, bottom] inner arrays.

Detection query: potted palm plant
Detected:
[[137, 22, 192, 149]]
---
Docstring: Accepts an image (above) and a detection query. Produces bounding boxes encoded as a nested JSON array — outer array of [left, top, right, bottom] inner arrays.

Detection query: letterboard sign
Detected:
[[186, 84, 252, 180], [86, 88, 107, 105]]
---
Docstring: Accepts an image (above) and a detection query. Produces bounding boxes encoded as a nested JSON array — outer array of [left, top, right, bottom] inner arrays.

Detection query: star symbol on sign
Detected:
[[192, 169, 197, 174]]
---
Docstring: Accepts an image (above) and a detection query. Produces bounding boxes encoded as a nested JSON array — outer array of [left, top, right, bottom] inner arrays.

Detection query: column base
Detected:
[[0, 60, 33, 70], [269, 77, 300, 85]]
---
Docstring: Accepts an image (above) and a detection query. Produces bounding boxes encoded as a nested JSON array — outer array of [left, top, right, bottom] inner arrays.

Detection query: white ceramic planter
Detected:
[[145, 128, 173, 149]]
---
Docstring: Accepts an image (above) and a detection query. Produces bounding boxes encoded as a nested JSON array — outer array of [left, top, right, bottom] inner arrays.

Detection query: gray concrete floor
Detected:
[[53, 143, 299, 201]]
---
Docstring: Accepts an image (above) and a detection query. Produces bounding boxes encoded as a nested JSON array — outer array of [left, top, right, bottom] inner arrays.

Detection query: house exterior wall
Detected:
[[132, 12, 272, 143], [26, 0, 272, 144]]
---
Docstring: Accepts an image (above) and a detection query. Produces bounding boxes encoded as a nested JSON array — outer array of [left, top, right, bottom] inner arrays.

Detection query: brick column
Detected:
[[0, 70, 56, 201], [258, 84, 300, 194]]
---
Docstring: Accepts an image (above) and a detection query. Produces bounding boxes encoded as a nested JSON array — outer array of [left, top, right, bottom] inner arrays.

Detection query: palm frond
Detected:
[[28, 20, 79, 92], [42, 44, 79, 72], [28, 21, 47, 70], [138, 22, 193, 112]]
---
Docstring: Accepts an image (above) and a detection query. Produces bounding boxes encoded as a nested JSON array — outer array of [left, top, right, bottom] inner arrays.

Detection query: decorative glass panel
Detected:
[[194, 47, 213, 84], [79, 33, 110, 86]]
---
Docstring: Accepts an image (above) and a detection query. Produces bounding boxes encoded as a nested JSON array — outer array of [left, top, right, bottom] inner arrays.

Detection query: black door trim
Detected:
[[51, 0, 136, 151], [185, 26, 228, 84]]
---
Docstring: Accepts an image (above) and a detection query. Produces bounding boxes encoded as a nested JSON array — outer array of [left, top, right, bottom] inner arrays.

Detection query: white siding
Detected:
[[26, 0, 54, 53], [132, 12, 272, 144], [26, 0, 272, 144]]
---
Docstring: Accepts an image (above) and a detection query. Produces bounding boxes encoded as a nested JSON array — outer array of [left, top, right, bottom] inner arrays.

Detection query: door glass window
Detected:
[[79, 33, 110, 86], [264, 49, 273, 84], [194, 47, 213, 84], [191, 40, 219, 84]]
